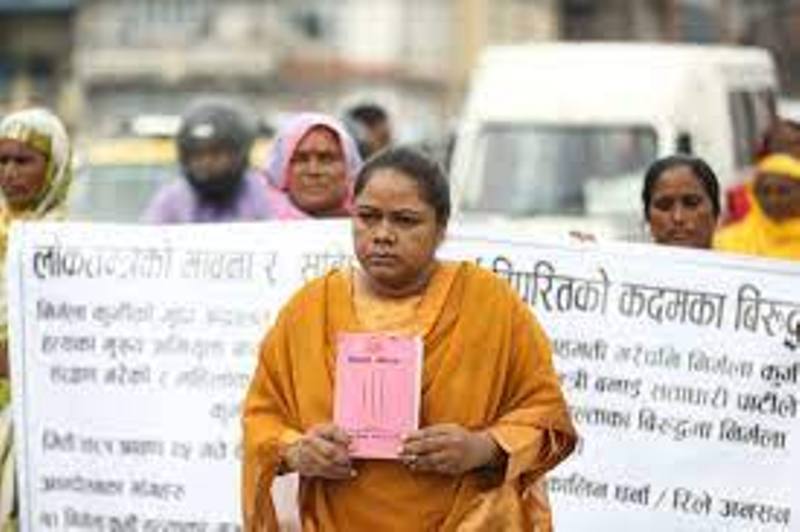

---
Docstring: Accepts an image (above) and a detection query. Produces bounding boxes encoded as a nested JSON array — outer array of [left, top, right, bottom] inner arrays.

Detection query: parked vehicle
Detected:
[[449, 42, 778, 239]]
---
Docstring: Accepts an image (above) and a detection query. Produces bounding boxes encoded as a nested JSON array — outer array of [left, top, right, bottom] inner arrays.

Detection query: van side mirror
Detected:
[[676, 133, 693, 154]]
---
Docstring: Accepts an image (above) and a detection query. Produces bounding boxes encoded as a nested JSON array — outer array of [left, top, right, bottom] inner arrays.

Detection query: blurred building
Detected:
[[732, 1, 800, 95], [271, 0, 453, 141], [73, 0, 560, 140], [559, 0, 800, 96], [275, 0, 558, 140], [454, 0, 559, 92], [69, 0, 800, 139], [0, 0, 78, 124], [75, 0, 293, 136], [560, 0, 720, 42]]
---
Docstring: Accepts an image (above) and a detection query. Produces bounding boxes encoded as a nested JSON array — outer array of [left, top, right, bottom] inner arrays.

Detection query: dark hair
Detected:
[[354, 146, 451, 225], [758, 118, 800, 157], [642, 155, 721, 221], [347, 103, 389, 127]]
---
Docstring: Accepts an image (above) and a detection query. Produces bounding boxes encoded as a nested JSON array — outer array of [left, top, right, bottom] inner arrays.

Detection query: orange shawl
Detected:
[[242, 261, 577, 531]]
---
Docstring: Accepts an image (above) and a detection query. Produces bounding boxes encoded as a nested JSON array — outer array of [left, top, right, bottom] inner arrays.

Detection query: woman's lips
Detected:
[[367, 254, 398, 265], [668, 231, 693, 241]]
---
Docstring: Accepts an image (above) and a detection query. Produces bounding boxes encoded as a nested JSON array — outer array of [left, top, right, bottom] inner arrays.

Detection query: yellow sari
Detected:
[[714, 154, 800, 260], [0, 108, 73, 531], [243, 261, 577, 531]]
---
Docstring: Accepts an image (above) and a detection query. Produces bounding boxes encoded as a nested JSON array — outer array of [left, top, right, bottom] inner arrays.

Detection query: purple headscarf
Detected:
[[262, 113, 362, 219]]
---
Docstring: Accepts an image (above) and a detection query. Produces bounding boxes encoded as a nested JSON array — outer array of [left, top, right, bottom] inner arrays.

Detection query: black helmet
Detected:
[[176, 98, 256, 202], [177, 98, 255, 157]]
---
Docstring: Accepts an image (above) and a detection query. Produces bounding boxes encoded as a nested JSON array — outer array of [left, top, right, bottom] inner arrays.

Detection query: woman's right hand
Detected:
[[284, 423, 355, 480]]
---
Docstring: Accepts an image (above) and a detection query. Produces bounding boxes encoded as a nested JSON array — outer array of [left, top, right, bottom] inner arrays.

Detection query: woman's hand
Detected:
[[283, 424, 355, 480], [399, 424, 503, 475]]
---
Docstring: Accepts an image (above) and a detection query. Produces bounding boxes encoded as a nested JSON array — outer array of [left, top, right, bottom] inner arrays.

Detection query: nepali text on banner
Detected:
[[7, 220, 799, 531]]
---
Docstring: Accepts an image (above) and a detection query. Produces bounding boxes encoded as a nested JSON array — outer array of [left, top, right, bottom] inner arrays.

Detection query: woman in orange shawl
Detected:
[[714, 153, 800, 259], [242, 147, 577, 531]]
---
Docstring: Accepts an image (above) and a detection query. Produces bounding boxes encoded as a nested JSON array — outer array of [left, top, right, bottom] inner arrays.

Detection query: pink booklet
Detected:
[[334, 332, 423, 459]]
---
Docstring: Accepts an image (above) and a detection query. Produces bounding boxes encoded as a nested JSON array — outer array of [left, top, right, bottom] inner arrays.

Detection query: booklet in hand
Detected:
[[334, 332, 423, 459]]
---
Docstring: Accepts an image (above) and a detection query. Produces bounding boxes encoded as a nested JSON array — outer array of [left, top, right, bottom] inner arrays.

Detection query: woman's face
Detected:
[[647, 165, 717, 249], [288, 126, 347, 216], [0, 139, 48, 210], [353, 168, 444, 292], [754, 173, 800, 222]]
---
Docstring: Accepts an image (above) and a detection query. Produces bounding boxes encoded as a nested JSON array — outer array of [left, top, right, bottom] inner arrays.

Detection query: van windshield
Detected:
[[461, 124, 658, 216]]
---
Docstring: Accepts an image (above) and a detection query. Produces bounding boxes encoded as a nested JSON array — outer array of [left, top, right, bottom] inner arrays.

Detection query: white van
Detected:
[[449, 42, 778, 239]]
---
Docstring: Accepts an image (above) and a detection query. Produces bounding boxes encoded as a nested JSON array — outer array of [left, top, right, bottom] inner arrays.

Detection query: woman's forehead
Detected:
[[0, 120, 53, 155], [0, 137, 47, 157], [297, 125, 341, 148], [758, 172, 800, 186], [358, 171, 430, 204]]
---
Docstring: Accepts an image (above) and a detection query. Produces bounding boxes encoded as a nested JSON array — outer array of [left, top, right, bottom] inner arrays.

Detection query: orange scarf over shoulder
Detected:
[[242, 261, 577, 531]]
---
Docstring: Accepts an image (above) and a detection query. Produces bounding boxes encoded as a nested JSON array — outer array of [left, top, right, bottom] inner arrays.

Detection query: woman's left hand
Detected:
[[399, 424, 502, 475]]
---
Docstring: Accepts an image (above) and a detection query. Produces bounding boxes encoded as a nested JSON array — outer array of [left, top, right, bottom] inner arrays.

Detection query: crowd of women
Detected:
[[642, 123, 800, 258], [0, 102, 798, 531]]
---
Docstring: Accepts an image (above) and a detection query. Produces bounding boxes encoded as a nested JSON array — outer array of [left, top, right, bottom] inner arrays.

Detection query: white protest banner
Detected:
[[7, 220, 799, 531], [447, 230, 800, 531], [7, 220, 352, 531]]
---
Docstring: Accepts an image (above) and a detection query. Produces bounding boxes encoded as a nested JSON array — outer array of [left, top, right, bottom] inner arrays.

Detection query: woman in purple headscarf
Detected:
[[263, 113, 363, 219]]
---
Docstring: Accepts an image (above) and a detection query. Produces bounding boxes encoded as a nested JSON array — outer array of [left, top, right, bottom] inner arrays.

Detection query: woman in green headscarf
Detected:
[[0, 108, 73, 530]]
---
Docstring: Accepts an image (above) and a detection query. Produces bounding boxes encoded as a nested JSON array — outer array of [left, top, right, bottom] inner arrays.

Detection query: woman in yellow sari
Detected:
[[242, 147, 577, 531], [0, 108, 74, 530], [714, 153, 800, 259]]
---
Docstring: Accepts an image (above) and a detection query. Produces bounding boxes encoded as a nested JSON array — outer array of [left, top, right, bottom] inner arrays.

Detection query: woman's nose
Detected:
[[305, 155, 324, 176], [0, 161, 18, 180], [373, 220, 396, 243], [671, 204, 687, 224]]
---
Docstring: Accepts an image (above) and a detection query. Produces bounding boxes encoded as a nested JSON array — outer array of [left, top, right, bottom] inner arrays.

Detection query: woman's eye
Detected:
[[396, 216, 418, 226], [357, 212, 379, 223], [683, 195, 703, 208], [653, 198, 673, 211]]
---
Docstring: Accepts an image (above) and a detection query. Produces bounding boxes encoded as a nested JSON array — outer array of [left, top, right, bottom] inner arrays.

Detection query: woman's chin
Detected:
[[365, 266, 399, 284], [666, 237, 707, 249]]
